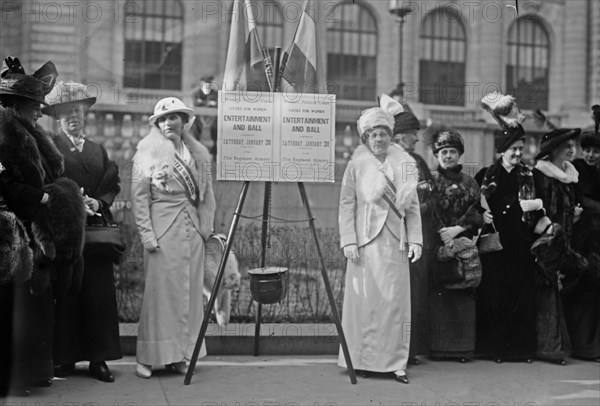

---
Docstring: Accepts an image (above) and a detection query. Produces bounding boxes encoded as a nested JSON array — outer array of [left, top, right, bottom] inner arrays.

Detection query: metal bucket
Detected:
[[247, 267, 288, 304]]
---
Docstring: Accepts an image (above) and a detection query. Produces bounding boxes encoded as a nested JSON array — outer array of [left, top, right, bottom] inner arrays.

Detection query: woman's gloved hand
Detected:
[[343, 244, 359, 263]]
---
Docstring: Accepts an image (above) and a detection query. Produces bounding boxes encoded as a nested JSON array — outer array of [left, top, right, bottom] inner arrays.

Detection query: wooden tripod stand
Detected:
[[184, 181, 357, 385]]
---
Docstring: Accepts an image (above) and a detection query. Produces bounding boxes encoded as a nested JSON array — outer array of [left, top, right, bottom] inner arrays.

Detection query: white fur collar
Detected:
[[536, 159, 579, 184], [351, 144, 417, 207], [133, 127, 211, 201]]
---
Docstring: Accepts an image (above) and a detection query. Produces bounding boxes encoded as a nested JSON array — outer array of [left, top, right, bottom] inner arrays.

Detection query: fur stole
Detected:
[[0, 209, 33, 285], [0, 107, 64, 182], [536, 159, 579, 184], [133, 127, 216, 238], [351, 144, 418, 213], [134, 127, 210, 202]]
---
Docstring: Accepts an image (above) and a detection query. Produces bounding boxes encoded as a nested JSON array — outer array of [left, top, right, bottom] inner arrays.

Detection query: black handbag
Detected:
[[478, 222, 503, 254], [84, 214, 126, 261]]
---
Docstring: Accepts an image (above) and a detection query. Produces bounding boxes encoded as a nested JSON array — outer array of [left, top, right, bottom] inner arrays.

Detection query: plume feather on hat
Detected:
[[481, 91, 526, 129], [592, 105, 600, 135], [532, 109, 557, 131]]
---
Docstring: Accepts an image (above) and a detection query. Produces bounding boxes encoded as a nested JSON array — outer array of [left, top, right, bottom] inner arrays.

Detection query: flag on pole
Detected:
[[280, 0, 327, 94], [222, 0, 271, 92]]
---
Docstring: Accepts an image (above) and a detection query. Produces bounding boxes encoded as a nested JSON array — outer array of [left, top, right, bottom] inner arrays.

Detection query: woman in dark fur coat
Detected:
[[42, 81, 123, 383], [534, 127, 584, 365], [0, 57, 84, 396], [567, 108, 600, 362], [425, 126, 483, 363]]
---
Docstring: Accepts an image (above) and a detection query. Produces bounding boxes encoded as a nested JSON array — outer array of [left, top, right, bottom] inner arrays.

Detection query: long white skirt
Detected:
[[338, 225, 411, 373], [137, 207, 206, 366]]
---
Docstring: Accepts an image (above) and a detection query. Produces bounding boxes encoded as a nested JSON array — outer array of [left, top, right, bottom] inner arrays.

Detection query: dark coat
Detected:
[[565, 159, 600, 359], [0, 107, 65, 387], [428, 165, 482, 359], [52, 133, 120, 220], [52, 132, 123, 365], [476, 161, 542, 360]]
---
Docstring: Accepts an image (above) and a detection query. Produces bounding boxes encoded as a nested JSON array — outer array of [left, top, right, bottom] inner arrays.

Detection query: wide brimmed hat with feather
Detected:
[[0, 56, 57, 104], [481, 91, 526, 153], [580, 105, 600, 150], [531, 108, 581, 160], [379, 93, 420, 134], [42, 81, 97, 117]]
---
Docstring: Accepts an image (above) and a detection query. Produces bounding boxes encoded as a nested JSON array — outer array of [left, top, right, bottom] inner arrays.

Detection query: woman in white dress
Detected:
[[338, 107, 422, 384], [131, 97, 215, 378]]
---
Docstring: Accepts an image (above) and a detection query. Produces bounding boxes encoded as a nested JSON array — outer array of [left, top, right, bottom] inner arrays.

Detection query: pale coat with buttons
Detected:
[[131, 127, 215, 366], [337, 143, 422, 373]]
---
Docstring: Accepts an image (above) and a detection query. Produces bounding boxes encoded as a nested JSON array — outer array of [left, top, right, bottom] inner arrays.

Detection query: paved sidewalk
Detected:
[[2, 355, 599, 406]]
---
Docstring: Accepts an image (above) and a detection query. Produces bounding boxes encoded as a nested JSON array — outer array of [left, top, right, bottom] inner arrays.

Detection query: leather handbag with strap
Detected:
[[84, 213, 126, 262], [477, 222, 503, 254]]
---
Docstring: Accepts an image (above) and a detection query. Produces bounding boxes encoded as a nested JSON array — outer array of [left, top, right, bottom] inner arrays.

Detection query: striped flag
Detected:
[[222, 0, 271, 92], [280, 0, 326, 94]]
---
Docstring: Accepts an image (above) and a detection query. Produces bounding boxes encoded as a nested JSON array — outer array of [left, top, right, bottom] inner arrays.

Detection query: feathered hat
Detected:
[[378, 93, 420, 134], [0, 56, 57, 104], [580, 105, 600, 150], [481, 91, 526, 153], [42, 81, 97, 117], [421, 121, 464, 155], [531, 108, 581, 160]]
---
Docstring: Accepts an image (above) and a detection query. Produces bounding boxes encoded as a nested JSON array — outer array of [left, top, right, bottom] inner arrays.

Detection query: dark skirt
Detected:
[[476, 248, 537, 360], [562, 283, 600, 359], [409, 255, 430, 357], [0, 282, 54, 391], [53, 254, 122, 365], [535, 282, 569, 361], [429, 288, 475, 359]]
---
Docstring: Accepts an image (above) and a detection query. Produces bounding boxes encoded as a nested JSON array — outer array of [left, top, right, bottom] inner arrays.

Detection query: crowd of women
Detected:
[[0, 56, 215, 396], [338, 92, 600, 384], [1, 54, 598, 396]]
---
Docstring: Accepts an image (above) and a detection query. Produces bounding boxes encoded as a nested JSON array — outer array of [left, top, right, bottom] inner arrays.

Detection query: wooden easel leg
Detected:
[[254, 181, 272, 356], [297, 183, 357, 384], [184, 181, 251, 385]]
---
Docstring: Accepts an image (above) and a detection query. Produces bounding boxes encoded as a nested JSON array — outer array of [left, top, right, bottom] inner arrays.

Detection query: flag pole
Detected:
[[277, 0, 309, 89], [244, 0, 274, 91]]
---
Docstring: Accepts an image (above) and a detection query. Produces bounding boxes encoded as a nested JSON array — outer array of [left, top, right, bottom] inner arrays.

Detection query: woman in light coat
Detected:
[[338, 107, 422, 384], [131, 97, 216, 378]]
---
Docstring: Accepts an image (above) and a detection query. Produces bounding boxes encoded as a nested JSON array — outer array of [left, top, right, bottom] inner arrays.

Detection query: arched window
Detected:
[[124, 0, 184, 90], [256, 2, 284, 58], [419, 9, 466, 106], [506, 18, 549, 110], [326, 1, 378, 101]]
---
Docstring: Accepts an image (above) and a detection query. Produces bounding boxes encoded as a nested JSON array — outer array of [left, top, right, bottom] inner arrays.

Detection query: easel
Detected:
[[184, 44, 356, 386]]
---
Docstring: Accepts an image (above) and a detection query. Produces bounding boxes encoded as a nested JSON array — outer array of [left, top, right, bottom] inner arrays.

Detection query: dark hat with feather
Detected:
[[421, 121, 464, 155], [0, 56, 58, 104], [532, 108, 581, 160], [580, 105, 600, 150], [481, 92, 526, 153], [379, 93, 421, 134]]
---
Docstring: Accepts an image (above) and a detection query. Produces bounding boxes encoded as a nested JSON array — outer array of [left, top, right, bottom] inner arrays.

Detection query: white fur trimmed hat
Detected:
[[149, 97, 195, 126], [357, 107, 394, 136]]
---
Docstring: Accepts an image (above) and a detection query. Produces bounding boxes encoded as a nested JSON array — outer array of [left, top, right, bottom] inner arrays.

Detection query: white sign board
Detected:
[[217, 91, 336, 183]]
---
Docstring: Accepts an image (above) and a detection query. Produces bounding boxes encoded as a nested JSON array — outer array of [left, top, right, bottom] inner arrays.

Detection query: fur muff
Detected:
[[134, 127, 216, 238], [0, 210, 33, 285], [30, 177, 86, 297], [203, 234, 241, 326]]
